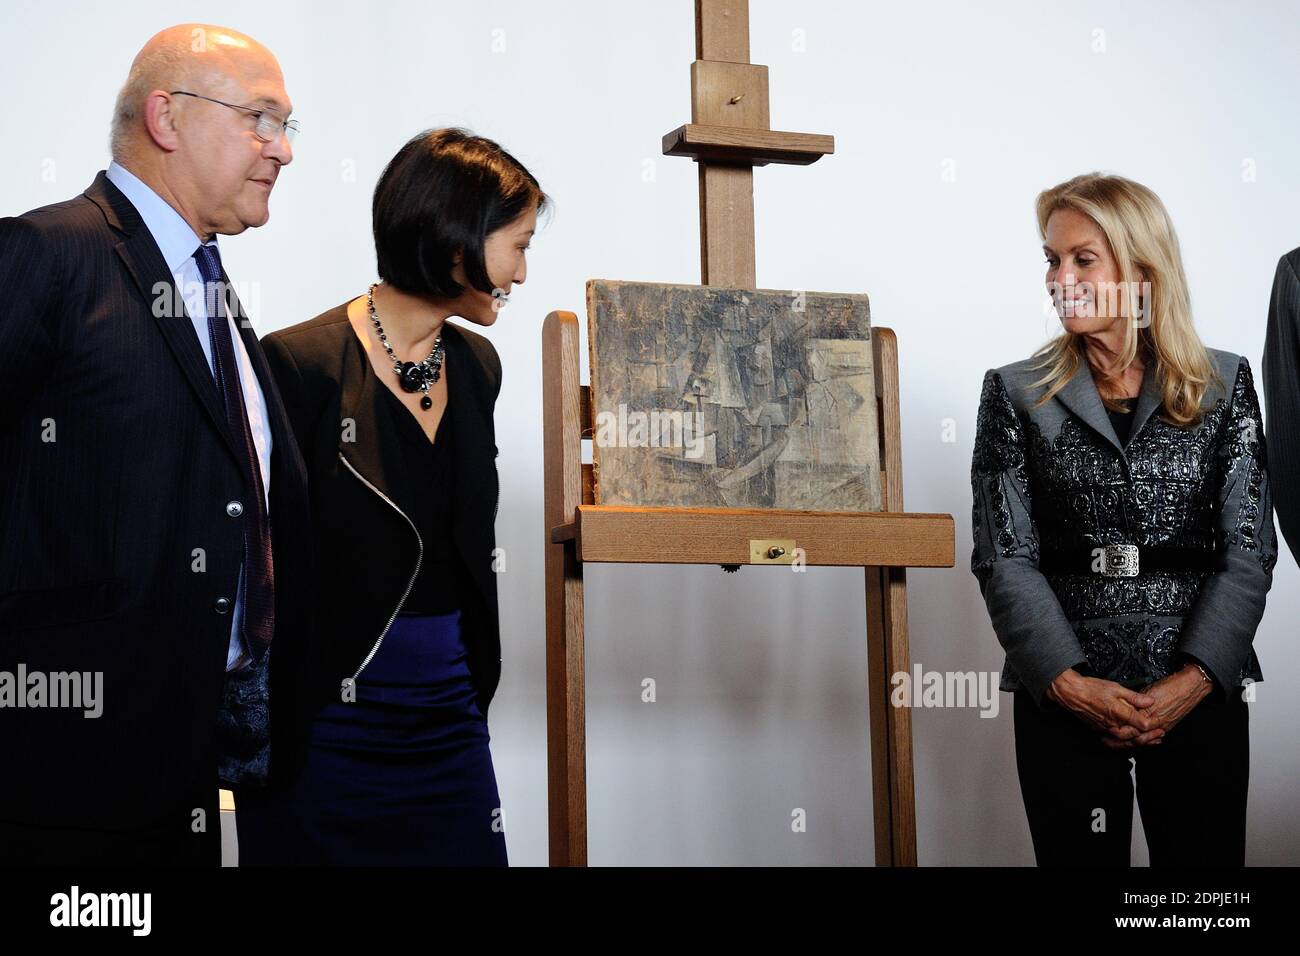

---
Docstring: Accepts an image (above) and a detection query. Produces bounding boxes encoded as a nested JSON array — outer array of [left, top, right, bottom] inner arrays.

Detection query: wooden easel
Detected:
[[541, 0, 955, 866]]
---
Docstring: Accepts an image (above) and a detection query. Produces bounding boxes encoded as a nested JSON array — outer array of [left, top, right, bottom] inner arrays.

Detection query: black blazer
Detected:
[[259, 302, 502, 781], [0, 172, 313, 846], [1263, 245, 1300, 568]]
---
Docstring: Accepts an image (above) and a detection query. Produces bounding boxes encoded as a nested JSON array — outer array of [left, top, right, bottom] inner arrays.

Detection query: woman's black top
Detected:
[[1106, 396, 1136, 446], [378, 383, 467, 615]]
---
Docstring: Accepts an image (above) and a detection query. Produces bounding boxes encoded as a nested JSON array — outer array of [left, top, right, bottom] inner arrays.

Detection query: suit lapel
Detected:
[[1055, 358, 1124, 454], [1128, 362, 1164, 445], [85, 171, 241, 464], [226, 280, 307, 497], [336, 320, 416, 517], [442, 323, 498, 603], [442, 323, 494, 472], [1054, 353, 1163, 456]]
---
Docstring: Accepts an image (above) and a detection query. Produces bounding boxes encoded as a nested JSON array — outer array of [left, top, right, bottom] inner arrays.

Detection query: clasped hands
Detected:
[[1046, 664, 1213, 749]]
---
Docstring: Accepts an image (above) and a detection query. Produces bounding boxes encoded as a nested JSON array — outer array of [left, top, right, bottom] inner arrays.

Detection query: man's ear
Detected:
[[142, 90, 182, 152]]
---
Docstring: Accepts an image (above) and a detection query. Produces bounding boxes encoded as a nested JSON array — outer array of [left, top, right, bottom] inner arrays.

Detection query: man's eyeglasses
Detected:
[[170, 91, 300, 144]]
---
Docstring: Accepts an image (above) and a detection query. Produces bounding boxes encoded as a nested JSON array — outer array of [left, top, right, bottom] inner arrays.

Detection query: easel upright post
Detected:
[[865, 329, 918, 865], [542, 310, 588, 866], [694, 0, 758, 286]]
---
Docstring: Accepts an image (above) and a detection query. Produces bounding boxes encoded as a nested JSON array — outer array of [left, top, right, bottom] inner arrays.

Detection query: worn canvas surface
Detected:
[[587, 280, 881, 512]]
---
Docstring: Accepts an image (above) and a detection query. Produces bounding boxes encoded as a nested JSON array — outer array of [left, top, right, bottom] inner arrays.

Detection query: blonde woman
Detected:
[[970, 173, 1277, 866]]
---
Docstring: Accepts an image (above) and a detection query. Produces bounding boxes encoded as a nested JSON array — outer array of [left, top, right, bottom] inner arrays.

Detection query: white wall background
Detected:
[[5, 0, 1298, 865]]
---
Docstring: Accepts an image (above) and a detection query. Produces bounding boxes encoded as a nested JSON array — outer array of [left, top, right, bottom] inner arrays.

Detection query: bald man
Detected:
[[0, 24, 313, 865]]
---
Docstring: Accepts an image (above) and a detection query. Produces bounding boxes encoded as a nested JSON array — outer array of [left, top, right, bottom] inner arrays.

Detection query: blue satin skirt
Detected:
[[237, 610, 508, 866]]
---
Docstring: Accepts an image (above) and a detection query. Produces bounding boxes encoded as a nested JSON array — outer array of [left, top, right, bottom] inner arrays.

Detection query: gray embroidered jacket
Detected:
[[970, 347, 1277, 705]]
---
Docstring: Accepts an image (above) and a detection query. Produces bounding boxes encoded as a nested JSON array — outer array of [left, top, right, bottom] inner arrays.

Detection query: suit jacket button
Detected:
[[226, 500, 244, 517], [214, 597, 232, 614]]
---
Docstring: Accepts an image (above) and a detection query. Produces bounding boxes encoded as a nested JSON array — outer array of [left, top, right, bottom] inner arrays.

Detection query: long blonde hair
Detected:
[[1029, 172, 1220, 427]]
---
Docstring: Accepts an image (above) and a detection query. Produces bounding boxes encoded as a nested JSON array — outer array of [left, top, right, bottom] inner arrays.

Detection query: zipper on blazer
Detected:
[[338, 451, 423, 690]]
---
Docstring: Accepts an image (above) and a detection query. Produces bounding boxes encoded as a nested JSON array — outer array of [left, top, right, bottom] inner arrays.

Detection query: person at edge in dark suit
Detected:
[[0, 23, 312, 865], [238, 128, 546, 865], [1262, 246, 1300, 568], [970, 173, 1276, 866]]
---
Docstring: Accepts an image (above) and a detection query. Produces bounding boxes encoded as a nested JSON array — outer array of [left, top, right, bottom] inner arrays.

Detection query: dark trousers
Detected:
[[1013, 686, 1249, 867]]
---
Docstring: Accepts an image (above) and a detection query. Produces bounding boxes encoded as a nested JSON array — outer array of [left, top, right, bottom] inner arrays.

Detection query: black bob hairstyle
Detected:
[[373, 127, 548, 298]]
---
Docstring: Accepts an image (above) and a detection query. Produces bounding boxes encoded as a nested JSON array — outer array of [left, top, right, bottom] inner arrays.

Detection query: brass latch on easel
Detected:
[[749, 538, 796, 565]]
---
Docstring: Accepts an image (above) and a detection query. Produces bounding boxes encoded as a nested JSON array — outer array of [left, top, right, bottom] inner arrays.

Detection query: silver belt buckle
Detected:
[[1100, 544, 1139, 577]]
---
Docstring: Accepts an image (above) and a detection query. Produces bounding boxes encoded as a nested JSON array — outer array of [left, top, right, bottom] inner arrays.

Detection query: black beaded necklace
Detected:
[[367, 283, 444, 410]]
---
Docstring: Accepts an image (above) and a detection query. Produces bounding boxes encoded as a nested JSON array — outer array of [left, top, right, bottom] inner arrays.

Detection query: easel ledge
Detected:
[[551, 506, 952, 568]]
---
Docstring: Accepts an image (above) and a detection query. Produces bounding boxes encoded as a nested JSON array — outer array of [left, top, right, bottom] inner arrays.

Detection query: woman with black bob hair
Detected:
[[237, 128, 547, 865]]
